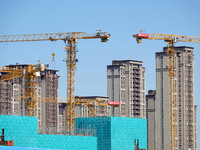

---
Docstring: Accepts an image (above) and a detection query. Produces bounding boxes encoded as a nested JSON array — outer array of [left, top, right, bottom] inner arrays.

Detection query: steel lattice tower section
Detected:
[[24, 74, 37, 116], [167, 43, 176, 150], [65, 39, 76, 132]]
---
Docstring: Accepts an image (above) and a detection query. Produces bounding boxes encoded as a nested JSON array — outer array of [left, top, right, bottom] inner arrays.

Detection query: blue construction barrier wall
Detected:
[[0, 115, 97, 150], [0, 115, 147, 150], [76, 117, 111, 150], [76, 117, 147, 150], [111, 117, 147, 150]]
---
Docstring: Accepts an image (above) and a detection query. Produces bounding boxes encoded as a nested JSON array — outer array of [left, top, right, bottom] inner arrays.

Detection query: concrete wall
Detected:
[[146, 90, 156, 150], [107, 65, 123, 117], [156, 51, 170, 150]]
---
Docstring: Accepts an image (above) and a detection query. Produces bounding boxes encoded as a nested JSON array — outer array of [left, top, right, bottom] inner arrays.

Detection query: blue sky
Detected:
[[0, 0, 200, 147]]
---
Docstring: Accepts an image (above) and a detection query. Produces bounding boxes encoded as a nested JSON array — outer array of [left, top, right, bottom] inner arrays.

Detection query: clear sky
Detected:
[[0, 0, 200, 147]]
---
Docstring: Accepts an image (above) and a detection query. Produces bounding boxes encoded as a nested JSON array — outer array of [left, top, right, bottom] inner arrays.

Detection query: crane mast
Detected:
[[133, 33, 200, 150], [0, 31, 110, 133]]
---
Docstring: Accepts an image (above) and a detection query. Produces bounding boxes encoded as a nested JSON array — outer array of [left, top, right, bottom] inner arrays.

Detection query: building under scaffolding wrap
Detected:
[[0, 115, 147, 150]]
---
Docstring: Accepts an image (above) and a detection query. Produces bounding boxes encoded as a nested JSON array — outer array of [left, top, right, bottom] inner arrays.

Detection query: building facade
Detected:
[[146, 90, 156, 150], [39, 69, 59, 134], [155, 46, 197, 150], [0, 63, 59, 134], [107, 60, 146, 118], [0, 64, 30, 116]]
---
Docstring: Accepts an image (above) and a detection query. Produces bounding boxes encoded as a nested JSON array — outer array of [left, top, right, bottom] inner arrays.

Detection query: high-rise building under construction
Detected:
[[151, 46, 197, 150], [107, 60, 146, 118], [0, 63, 59, 134]]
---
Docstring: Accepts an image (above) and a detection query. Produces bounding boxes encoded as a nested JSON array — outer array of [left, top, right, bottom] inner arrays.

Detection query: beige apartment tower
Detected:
[[154, 46, 197, 150], [107, 60, 146, 118]]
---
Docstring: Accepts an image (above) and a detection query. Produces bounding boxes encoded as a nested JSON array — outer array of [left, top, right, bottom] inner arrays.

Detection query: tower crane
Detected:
[[0, 63, 47, 116], [132, 33, 200, 150], [0, 31, 110, 132]]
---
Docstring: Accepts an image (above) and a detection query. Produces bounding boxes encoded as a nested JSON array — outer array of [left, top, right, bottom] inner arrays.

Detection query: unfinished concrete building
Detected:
[[155, 46, 197, 150], [0, 63, 59, 134], [146, 90, 156, 150], [0, 64, 30, 116], [107, 60, 146, 118], [0, 79, 14, 115], [0, 79, 17, 115], [39, 69, 59, 134]]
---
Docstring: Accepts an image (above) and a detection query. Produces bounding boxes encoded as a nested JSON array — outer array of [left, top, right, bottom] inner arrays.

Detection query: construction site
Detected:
[[0, 31, 199, 150], [0, 31, 146, 150]]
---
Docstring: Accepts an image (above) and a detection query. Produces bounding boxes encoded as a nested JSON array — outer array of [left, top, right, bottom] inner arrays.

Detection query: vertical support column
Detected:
[[30, 75, 36, 116], [65, 39, 76, 133], [89, 105, 95, 117], [92, 105, 96, 117], [24, 67, 37, 116], [22, 77, 25, 116], [167, 42, 176, 150]]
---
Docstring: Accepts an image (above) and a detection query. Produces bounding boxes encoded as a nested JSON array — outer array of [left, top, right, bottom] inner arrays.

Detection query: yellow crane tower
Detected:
[[0, 63, 47, 116], [0, 31, 110, 132], [132, 32, 200, 150]]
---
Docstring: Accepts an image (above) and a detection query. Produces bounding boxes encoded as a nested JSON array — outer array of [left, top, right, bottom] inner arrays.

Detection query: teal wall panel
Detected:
[[111, 117, 147, 150], [0, 115, 97, 150], [0, 115, 147, 150], [76, 117, 147, 150], [76, 117, 111, 150]]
